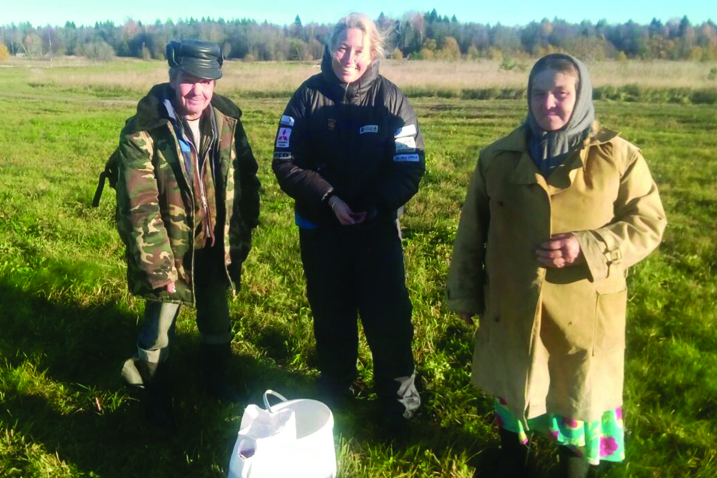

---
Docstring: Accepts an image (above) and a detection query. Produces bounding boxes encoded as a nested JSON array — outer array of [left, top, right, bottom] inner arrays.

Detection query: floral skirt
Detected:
[[494, 398, 625, 465]]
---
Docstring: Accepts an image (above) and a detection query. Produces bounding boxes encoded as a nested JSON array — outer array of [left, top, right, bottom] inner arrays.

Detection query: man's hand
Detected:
[[536, 233, 584, 268], [328, 196, 366, 226]]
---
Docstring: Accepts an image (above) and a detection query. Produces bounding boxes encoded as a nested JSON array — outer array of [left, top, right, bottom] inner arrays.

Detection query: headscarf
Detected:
[[526, 53, 595, 176]]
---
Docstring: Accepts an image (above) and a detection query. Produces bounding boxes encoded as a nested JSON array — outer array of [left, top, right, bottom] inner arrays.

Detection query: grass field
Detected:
[[0, 60, 716, 477], [7, 56, 717, 102]]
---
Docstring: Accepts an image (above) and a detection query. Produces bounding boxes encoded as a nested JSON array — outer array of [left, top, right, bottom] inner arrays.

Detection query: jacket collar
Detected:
[[504, 122, 619, 190], [123, 83, 243, 135], [497, 121, 617, 154]]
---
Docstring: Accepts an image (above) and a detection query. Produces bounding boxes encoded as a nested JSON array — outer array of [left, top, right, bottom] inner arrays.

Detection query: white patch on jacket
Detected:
[[395, 136, 416, 152], [394, 124, 417, 138]]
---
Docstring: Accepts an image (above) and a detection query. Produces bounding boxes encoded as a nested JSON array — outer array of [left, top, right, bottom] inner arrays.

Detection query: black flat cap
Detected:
[[166, 40, 223, 80]]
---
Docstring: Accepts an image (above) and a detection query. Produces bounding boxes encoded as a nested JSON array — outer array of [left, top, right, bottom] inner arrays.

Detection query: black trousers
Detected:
[[299, 220, 416, 406]]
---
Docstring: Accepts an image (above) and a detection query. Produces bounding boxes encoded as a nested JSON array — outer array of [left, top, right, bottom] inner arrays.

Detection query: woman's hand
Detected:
[[167, 282, 176, 293], [536, 233, 584, 268], [328, 196, 366, 226]]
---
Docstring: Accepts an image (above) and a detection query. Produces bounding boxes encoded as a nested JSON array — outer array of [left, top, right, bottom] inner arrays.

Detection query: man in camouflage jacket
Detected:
[[117, 41, 260, 426]]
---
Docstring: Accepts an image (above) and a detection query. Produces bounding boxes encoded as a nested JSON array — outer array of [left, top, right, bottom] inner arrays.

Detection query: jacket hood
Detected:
[[320, 45, 380, 101], [123, 83, 243, 135]]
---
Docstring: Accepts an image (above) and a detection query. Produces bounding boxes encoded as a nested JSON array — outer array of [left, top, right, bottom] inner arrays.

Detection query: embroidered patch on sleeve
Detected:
[[280, 115, 295, 127], [360, 125, 379, 134], [394, 124, 417, 138], [273, 152, 292, 160], [393, 153, 420, 162], [395, 136, 416, 152], [276, 127, 292, 148]]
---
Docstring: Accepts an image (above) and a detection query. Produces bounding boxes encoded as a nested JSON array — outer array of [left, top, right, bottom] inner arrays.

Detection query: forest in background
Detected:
[[1, 9, 716, 63]]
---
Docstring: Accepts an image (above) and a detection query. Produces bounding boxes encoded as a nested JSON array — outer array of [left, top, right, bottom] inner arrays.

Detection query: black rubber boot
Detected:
[[131, 359, 176, 430], [316, 375, 356, 413], [472, 429, 530, 478], [558, 446, 592, 478], [378, 399, 412, 444], [200, 342, 242, 402], [496, 428, 530, 478]]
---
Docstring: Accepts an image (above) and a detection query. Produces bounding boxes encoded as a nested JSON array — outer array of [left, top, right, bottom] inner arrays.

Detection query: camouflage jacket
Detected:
[[115, 83, 260, 305]]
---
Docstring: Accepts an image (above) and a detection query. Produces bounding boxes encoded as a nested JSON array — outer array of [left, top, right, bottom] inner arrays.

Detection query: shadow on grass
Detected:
[[0, 278, 319, 477], [0, 274, 591, 477], [1, 277, 517, 477]]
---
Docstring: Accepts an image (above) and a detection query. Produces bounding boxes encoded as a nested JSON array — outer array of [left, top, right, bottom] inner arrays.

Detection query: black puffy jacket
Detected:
[[272, 48, 425, 227]]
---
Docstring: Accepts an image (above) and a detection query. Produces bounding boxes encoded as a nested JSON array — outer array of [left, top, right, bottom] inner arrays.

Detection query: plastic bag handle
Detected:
[[263, 390, 288, 413]]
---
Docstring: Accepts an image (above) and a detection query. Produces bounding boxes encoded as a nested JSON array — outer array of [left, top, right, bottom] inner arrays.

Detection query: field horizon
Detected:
[[5, 56, 717, 104]]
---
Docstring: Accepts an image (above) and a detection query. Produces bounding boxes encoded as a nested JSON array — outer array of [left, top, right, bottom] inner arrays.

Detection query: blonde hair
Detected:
[[330, 13, 386, 59]]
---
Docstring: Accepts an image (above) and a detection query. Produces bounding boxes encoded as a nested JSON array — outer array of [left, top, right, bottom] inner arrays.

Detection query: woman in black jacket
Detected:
[[272, 12, 424, 431]]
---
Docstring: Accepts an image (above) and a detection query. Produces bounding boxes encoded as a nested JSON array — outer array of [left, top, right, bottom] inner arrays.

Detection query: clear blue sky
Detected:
[[1, 0, 714, 27]]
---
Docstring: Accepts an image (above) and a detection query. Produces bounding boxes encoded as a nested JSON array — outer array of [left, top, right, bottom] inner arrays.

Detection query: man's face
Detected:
[[171, 72, 215, 120]]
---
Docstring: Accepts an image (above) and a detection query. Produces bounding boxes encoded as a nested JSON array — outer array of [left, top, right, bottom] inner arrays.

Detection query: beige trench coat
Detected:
[[447, 123, 666, 423]]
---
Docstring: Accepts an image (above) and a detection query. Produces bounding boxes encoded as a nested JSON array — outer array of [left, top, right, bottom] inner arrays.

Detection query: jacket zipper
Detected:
[[164, 123, 196, 304], [188, 133, 214, 246]]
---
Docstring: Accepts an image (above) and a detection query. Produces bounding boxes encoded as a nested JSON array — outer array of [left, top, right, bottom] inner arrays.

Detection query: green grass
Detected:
[[0, 63, 716, 477]]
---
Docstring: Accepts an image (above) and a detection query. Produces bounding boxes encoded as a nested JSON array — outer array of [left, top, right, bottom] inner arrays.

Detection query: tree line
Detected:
[[1, 10, 716, 62]]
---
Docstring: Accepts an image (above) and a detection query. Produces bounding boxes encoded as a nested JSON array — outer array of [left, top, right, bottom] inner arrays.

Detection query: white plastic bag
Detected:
[[228, 390, 336, 478]]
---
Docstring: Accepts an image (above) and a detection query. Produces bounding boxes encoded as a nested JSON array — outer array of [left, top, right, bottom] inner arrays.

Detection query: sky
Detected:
[[1, 0, 714, 28]]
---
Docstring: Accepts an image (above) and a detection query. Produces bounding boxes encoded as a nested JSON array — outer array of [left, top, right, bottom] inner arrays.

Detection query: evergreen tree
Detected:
[[1, 13, 710, 62]]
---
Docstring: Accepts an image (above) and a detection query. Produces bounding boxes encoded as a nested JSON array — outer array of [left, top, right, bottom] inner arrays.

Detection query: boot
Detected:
[[472, 428, 531, 478], [377, 397, 413, 443], [200, 342, 242, 402], [316, 375, 356, 412], [379, 407, 411, 444], [558, 446, 592, 478], [497, 428, 530, 478], [122, 357, 175, 430]]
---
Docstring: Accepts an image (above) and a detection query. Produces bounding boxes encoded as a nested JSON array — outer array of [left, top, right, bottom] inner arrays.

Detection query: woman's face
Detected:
[[331, 28, 376, 84], [530, 69, 578, 131]]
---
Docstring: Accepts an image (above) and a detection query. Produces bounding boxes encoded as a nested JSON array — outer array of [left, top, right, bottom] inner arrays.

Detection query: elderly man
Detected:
[[115, 40, 260, 426]]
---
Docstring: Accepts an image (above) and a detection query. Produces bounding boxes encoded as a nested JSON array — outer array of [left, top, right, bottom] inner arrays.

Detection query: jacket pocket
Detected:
[[593, 288, 627, 355]]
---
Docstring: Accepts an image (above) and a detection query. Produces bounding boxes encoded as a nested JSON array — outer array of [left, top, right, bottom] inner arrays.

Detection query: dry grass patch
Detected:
[[9, 57, 717, 96]]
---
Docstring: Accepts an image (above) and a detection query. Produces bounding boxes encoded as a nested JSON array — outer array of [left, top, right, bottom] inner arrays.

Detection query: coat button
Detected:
[[494, 316, 501, 323]]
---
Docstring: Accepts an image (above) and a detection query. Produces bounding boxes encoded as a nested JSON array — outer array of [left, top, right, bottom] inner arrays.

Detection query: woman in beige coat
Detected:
[[447, 54, 666, 477]]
